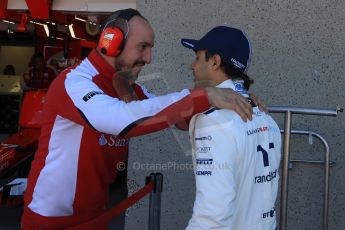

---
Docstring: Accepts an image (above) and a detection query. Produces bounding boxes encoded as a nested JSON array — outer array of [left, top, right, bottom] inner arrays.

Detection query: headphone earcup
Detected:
[[98, 27, 124, 57]]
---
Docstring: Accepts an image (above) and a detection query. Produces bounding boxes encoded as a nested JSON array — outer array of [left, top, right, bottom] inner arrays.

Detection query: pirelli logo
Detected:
[[83, 91, 104, 102]]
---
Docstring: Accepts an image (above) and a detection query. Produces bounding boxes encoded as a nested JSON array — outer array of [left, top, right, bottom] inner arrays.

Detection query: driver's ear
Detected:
[[211, 54, 222, 70]]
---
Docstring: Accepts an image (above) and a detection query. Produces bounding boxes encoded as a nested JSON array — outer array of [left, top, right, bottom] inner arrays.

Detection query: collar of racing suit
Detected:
[[88, 49, 116, 82], [216, 79, 257, 107], [87, 49, 140, 102], [216, 79, 249, 97]]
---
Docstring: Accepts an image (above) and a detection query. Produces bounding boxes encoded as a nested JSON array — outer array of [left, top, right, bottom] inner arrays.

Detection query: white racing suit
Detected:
[[187, 79, 281, 230]]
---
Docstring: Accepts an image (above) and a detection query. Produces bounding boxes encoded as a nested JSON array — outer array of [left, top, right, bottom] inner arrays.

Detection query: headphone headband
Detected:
[[117, 8, 141, 21], [101, 8, 141, 30]]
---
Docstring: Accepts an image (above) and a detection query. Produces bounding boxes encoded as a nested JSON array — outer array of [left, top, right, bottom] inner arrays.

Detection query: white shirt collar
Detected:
[[216, 79, 236, 90], [216, 79, 248, 96]]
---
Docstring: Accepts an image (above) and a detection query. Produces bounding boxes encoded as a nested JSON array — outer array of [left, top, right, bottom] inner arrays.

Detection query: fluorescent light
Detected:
[[2, 20, 15, 24], [30, 20, 45, 26], [46, 21, 56, 25], [75, 16, 98, 27], [75, 16, 86, 22], [68, 23, 86, 40], [56, 37, 64, 40], [68, 24, 75, 38], [43, 24, 49, 37], [29, 21, 49, 37]]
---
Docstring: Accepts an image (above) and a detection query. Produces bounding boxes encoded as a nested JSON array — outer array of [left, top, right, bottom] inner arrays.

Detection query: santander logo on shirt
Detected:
[[99, 134, 129, 147]]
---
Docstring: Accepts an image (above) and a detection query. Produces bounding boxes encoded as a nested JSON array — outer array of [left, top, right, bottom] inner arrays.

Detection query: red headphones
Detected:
[[98, 27, 124, 57], [97, 9, 141, 57]]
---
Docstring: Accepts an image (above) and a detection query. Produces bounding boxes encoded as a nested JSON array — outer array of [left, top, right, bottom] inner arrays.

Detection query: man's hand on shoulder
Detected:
[[205, 87, 253, 122], [249, 93, 268, 113]]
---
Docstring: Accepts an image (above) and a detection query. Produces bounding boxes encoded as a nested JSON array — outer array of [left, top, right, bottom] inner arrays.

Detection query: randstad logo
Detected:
[[99, 134, 129, 147], [254, 169, 278, 184]]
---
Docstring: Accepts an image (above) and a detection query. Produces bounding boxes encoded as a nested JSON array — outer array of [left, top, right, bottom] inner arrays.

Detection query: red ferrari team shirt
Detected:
[[22, 49, 209, 229]]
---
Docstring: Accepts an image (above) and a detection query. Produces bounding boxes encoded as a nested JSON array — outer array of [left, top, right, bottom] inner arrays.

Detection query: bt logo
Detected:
[[263, 208, 275, 219]]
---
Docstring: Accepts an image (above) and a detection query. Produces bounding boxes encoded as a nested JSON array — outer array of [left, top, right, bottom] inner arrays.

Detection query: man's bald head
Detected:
[[99, 9, 155, 83]]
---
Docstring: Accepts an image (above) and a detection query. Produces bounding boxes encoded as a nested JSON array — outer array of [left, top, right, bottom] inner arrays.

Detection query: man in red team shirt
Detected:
[[21, 9, 265, 229]]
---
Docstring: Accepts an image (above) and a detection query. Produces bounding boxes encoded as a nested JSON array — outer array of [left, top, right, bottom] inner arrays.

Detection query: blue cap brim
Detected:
[[181, 39, 198, 49]]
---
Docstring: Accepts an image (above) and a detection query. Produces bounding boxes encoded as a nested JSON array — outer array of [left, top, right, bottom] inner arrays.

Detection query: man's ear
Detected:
[[211, 54, 222, 70]]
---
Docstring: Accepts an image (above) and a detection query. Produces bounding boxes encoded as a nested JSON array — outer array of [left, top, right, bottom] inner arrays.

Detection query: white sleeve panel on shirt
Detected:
[[64, 70, 190, 135], [137, 83, 156, 98], [187, 114, 239, 230]]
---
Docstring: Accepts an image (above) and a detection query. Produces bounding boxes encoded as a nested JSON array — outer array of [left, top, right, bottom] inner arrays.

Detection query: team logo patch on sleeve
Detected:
[[83, 91, 104, 102], [263, 207, 276, 219], [196, 158, 213, 165], [196, 171, 212, 176], [196, 147, 211, 154], [195, 136, 212, 141]]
